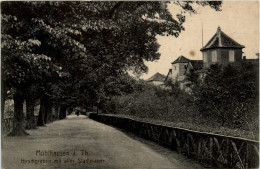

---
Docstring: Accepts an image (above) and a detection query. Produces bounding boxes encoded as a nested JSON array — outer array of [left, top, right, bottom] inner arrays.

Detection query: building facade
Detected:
[[170, 55, 190, 82], [165, 56, 203, 90], [201, 27, 245, 68], [164, 26, 247, 91]]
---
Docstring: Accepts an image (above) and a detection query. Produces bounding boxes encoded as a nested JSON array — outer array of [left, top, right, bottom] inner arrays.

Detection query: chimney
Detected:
[[217, 26, 222, 47], [217, 26, 221, 32]]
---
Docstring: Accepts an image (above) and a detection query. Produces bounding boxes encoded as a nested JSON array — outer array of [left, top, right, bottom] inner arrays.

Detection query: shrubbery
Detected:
[[189, 62, 259, 137], [102, 82, 206, 127], [101, 62, 259, 139]]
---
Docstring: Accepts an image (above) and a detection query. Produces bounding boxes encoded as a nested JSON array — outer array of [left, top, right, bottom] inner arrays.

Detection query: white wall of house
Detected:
[[171, 63, 179, 80], [171, 62, 190, 82], [203, 49, 242, 68], [148, 81, 164, 86]]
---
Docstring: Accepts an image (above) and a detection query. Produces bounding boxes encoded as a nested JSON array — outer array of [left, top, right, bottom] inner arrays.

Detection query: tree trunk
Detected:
[[1, 85, 7, 145], [37, 96, 46, 126], [8, 89, 28, 136], [54, 107, 59, 120], [59, 106, 67, 119], [1, 87, 7, 135], [96, 104, 99, 115], [1, 90, 6, 120], [25, 98, 36, 129], [44, 104, 48, 124], [46, 103, 53, 123], [67, 107, 73, 115], [49, 106, 54, 122], [40, 95, 53, 124]]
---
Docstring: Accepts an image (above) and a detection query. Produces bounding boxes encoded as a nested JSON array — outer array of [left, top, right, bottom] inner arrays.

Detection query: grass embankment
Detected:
[[101, 113, 258, 141], [102, 83, 259, 141]]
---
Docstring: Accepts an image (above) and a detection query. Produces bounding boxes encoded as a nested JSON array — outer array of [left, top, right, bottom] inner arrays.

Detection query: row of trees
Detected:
[[1, 1, 221, 136]]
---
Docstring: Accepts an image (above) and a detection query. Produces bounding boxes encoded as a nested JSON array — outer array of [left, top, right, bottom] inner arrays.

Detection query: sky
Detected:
[[141, 1, 259, 80]]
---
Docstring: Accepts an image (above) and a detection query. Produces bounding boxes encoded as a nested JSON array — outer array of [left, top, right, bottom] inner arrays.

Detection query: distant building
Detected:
[[242, 54, 259, 65], [165, 55, 203, 89], [201, 27, 245, 68], [170, 55, 190, 82], [164, 26, 250, 91], [146, 72, 166, 86], [243, 56, 259, 65]]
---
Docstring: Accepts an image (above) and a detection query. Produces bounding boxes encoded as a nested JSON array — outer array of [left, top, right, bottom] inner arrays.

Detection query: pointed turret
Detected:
[[201, 27, 245, 68], [201, 27, 245, 51]]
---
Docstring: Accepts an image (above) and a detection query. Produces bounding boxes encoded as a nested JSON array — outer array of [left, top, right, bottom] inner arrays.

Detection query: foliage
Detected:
[[190, 63, 258, 127], [1, 1, 222, 110], [185, 63, 259, 139], [102, 82, 199, 123], [104, 63, 259, 139], [1, 2, 222, 135]]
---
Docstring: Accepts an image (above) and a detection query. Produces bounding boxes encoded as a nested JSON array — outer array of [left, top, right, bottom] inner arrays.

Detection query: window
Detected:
[[212, 51, 217, 63], [229, 50, 235, 62], [174, 66, 176, 70], [203, 52, 208, 63]]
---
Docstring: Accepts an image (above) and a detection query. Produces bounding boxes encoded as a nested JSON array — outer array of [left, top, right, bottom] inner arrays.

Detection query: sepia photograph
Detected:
[[1, 1, 259, 169]]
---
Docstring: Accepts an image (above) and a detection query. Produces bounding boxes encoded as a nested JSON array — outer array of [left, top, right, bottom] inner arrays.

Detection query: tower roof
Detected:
[[201, 27, 245, 51], [171, 55, 190, 64]]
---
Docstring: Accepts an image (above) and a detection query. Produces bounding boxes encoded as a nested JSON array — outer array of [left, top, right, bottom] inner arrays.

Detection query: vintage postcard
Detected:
[[1, 1, 259, 169]]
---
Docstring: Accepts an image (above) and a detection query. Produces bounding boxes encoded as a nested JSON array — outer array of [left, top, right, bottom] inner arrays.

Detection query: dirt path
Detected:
[[2, 115, 203, 169]]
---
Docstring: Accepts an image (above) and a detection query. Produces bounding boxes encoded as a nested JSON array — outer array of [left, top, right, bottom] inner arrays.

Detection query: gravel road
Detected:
[[2, 115, 203, 169]]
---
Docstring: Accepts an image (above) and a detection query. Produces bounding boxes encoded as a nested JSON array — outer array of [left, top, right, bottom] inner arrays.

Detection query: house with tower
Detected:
[[201, 26, 245, 68], [164, 56, 202, 89], [164, 26, 245, 89]]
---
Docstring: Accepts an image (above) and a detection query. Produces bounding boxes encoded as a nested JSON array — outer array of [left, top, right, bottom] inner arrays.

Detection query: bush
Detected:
[[188, 63, 259, 135], [103, 82, 204, 125], [101, 63, 259, 139]]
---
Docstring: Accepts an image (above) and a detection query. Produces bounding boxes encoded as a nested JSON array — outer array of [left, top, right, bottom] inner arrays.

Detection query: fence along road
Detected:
[[2, 114, 203, 169]]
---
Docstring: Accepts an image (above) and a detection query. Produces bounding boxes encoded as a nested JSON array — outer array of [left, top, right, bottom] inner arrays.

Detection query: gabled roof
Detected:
[[171, 55, 190, 64], [201, 27, 245, 51], [171, 55, 203, 70], [147, 72, 166, 82]]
